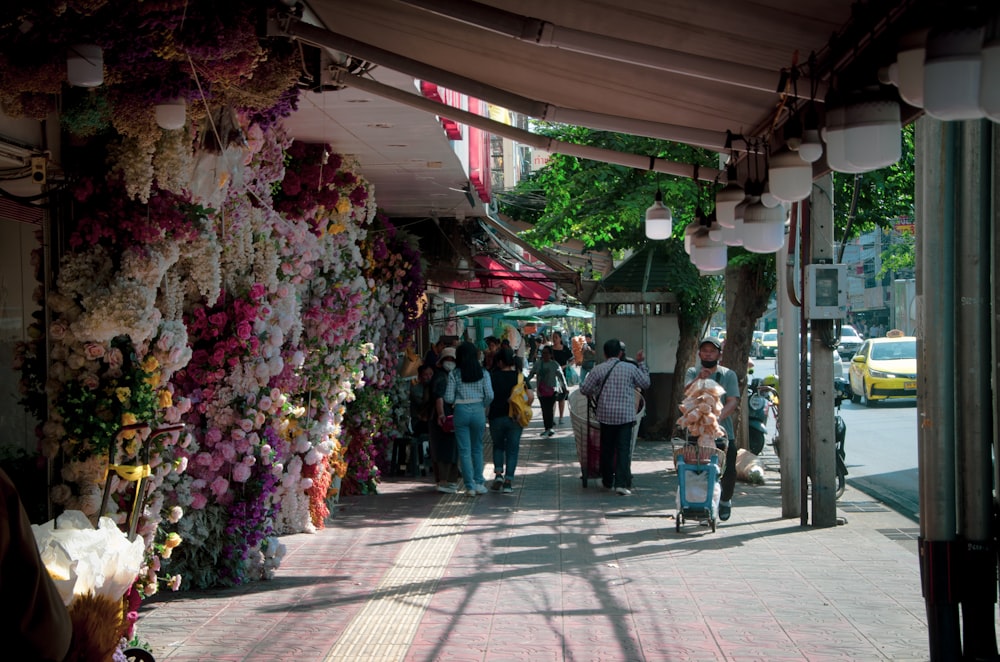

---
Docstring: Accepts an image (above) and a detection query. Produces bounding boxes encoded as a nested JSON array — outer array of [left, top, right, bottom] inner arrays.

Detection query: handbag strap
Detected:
[[593, 359, 622, 407]]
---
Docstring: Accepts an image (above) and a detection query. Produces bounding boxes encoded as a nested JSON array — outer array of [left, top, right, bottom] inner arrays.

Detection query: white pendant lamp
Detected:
[[714, 165, 744, 229], [644, 189, 673, 239], [742, 197, 787, 254], [721, 202, 745, 247], [980, 14, 1000, 122], [689, 227, 728, 272], [894, 29, 928, 108], [768, 149, 813, 202], [923, 24, 985, 121], [823, 102, 866, 174], [797, 128, 824, 163], [760, 179, 782, 208], [843, 93, 902, 171], [67, 44, 104, 88], [154, 98, 187, 130], [683, 223, 699, 254]]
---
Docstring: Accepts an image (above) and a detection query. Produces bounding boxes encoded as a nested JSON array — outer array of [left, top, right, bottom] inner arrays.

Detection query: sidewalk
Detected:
[[136, 413, 931, 661]]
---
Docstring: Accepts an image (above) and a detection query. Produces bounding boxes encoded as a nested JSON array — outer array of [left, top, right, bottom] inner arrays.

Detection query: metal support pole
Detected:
[[809, 174, 837, 528], [777, 214, 801, 518], [954, 119, 997, 659], [915, 117, 961, 661]]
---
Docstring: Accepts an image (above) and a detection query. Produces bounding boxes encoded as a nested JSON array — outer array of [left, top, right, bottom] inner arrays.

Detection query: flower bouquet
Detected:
[[32, 510, 145, 661]]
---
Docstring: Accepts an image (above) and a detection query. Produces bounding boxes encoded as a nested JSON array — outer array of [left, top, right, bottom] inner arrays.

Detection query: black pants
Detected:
[[599, 421, 634, 489], [539, 395, 556, 431], [720, 437, 737, 502]]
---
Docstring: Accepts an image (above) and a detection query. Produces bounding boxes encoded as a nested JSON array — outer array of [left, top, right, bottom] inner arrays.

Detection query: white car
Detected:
[[837, 324, 864, 359]]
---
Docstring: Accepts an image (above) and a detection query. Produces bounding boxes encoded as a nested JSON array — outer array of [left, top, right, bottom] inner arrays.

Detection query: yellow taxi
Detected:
[[848, 335, 917, 406], [758, 330, 778, 358]]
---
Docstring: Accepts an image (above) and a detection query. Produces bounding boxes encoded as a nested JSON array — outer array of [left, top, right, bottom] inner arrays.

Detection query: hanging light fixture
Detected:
[[980, 12, 1000, 122], [823, 95, 866, 174], [893, 29, 929, 108], [715, 139, 744, 229], [768, 148, 813, 202], [797, 97, 824, 164], [716, 201, 744, 247], [154, 98, 187, 130], [742, 196, 787, 254], [923, 20, 985, 121], [689, 222, 728, 272], [843, 89, 902, 171], [644, 174, 673, 239], [67, 44, 104, 87]]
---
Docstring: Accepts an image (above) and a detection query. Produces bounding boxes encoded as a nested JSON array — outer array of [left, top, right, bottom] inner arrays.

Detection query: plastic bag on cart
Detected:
[[676, 474, 721, 513]]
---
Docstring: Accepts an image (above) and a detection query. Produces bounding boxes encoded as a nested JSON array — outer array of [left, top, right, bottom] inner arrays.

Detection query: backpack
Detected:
[[508, 373, 534, 427]]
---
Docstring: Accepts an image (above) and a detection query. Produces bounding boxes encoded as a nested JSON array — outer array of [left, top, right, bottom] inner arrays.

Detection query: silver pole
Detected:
[[777, 219, 801, 518], [915, 117, 961, 660]]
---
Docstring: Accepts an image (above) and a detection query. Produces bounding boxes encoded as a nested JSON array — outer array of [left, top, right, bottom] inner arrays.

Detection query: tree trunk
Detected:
[[722, 259, 776, 450]]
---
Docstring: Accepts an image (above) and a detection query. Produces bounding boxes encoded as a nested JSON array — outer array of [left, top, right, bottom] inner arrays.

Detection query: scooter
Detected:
[[747, 377, 770, 455], [765, 378, 847, 500]]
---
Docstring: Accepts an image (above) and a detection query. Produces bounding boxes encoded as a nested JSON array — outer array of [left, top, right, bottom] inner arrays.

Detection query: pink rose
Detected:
[[232, 463, 252, 483], [210, 476, 229, 497], [106, 348, 124, 369], [249, 283, 266, 300], [83, 342, 105, 360], [236, 321, 252, 340], [190, 492, 208, 510], [205, 428, 223, 444], [49, 320, 68, 340]]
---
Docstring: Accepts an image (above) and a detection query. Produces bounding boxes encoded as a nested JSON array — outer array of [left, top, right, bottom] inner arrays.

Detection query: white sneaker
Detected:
[[615, 487, 632, 496], [436, 483, 457, 494], [473, 483, 489, 494], [464, 488, 479, 497]]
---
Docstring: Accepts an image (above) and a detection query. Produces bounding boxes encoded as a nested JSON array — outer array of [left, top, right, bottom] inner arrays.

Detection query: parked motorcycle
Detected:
[[764, 378, 847, 500], [747, 377, 770, 455]]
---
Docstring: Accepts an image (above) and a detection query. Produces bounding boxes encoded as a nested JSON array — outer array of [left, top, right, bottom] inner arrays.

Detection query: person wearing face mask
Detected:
[[684, 336, 740, 521], [429, 347, 461, 493]]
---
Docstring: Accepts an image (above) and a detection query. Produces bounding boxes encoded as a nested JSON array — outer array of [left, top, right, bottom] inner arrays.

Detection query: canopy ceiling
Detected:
[[287, 0, 921, 218]]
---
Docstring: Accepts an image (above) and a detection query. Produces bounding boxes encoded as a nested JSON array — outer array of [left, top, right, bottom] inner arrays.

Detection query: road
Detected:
[[752, 357, 920, 522]]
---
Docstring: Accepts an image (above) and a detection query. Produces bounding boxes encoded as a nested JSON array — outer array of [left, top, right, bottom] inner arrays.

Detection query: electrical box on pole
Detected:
[[804, 264, 847, 319]]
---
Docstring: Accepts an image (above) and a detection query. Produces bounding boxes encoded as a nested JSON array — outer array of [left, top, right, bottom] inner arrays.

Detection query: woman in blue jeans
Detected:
[[444, 341, 494, 497], [488, 347, 529, 493]]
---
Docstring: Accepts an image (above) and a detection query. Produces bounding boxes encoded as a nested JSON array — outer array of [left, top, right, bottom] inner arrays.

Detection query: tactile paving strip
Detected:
[[323, 496, 474, 660]]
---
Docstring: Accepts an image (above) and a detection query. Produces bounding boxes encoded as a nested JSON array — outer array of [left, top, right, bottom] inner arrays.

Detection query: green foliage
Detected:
[[878, 229, 915, 279], [515, 124, 716, 252], [833, 123, 915, 243]]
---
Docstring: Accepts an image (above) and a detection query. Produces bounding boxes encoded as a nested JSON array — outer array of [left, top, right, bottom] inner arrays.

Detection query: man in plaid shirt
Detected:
[[580, 339, 650, 495]]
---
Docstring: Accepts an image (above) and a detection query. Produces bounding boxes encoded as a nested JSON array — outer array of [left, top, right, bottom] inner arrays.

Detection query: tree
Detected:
[[497, 125, 773, 433]]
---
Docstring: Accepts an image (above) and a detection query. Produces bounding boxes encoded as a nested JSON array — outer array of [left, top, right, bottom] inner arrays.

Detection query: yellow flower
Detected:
[[141, 356, 159, 373], [336, 198, 351, 214], [115, 387, 131, 403], [158, 390, 173, 408], [327, 222, 345, 235], [164, 532, 182, 549], [145, 372, 162, 388], [121, 413, 138, 440]]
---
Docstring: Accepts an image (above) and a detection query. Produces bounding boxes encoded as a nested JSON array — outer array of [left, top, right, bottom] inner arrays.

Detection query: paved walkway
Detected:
[[137, 412, 933, 661]]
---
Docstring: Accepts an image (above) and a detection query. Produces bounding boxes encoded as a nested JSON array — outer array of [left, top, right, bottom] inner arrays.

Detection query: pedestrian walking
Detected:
[[527, 346, 567, 437], [488, 347, 527, 493], [579, 339, 650, 495], [429, 348, 461, 493], [445, 341, 494, 497], [683, 337, 740, 520]]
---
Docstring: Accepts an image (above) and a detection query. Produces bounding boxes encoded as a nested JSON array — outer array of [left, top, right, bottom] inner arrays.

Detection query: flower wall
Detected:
[[6, 1, 427, 595]]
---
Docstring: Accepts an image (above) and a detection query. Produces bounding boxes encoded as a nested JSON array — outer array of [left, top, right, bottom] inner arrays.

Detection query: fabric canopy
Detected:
[[472, 255, 554, 305], [503, 304, 594, 320]]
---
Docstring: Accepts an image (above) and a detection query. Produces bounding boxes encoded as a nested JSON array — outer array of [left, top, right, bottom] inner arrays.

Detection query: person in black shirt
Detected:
[[487, 348, 526, 493], [549, 331, 574, 424]]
